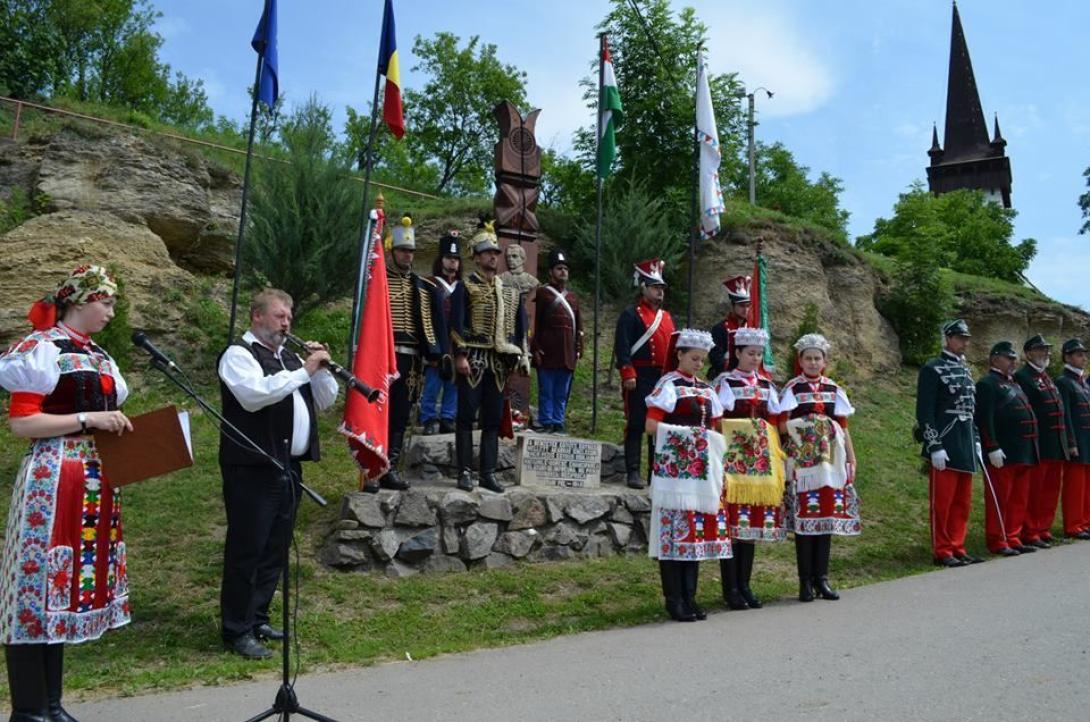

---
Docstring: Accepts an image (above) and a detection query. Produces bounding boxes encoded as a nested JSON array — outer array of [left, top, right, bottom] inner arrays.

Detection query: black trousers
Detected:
[[623, 372, 659, 475], [456, 369, 504, 472], [387, 352, 422, 464], [220, 461, 302, 641]]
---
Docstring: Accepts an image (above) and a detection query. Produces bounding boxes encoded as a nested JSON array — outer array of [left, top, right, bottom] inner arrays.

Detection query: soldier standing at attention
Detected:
[[916, 319, 981, 567], [368, 216, 443, 493], [974, 341, 1039, 557], [1054, 338, 1090, 539], [1015, 335, 1074, 548], [530, 249, 583, 434], [419, 232, 462, 436], [450, 221, 528, 493], [708, 275, 751, 378], [614, 259, 676, 489]]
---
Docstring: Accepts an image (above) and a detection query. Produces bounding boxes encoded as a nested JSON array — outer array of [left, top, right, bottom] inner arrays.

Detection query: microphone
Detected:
[[132, 331, 177, 370]]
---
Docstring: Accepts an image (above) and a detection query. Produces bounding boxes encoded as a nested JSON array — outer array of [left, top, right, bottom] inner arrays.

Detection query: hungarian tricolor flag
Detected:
[[340, 210, 399, 483], [597, 35, 623, 179], [747, 252, 777, 373], [377, 0, 404, 139]]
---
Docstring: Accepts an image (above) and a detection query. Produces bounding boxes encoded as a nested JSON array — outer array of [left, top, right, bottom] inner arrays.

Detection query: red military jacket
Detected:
[[530, 284, 582, 372]]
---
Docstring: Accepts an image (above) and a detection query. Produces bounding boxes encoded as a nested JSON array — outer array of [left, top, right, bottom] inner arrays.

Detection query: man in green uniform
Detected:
[[916, 319, 981, 567], [1055, 338, 1090, 539], [975, 341, 1039, 556]]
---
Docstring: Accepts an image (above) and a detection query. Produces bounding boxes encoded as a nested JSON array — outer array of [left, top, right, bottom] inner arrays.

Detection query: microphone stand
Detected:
[[143, 357, 337, 721]]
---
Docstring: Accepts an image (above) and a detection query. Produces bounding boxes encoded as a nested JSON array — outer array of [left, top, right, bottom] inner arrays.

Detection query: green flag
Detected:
[[597, 37, 623, 179]]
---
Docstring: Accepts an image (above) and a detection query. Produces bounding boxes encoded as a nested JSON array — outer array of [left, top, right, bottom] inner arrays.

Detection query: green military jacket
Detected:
[[1014, 363, 1072, 462], [1055, 366, 1090, 464], [975, 369, 1038, 465], [916, 350, 979, 473]]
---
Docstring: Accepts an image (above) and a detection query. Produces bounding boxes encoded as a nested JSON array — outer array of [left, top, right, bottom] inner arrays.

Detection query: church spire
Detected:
[[992, 113, 1006, 147], [942, 1, 990, 162]]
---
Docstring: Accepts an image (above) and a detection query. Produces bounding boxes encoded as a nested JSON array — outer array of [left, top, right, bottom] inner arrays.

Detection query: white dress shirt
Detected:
[[218, 331, 339, 457]]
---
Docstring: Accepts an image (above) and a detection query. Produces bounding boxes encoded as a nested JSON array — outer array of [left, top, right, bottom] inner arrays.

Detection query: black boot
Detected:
[[718, 558, 748, 609], [681, 561, 706, 620], [5, 644, 50, 721], [660, 561, 696, 622], [439, 418, 456, 434], [379, 431, 410, 490], [44, 644, 79, 722], [795, 536, 815, 602], [478, 429, 504, 493], [455, 428, 474, 490], [813, 534, 840, 600], [736, 542, 762, 608], [624, 433, 645, 489]]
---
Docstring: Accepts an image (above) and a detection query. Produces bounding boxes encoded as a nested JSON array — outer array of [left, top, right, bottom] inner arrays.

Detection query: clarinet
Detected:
[[284, 333, 381, 403]]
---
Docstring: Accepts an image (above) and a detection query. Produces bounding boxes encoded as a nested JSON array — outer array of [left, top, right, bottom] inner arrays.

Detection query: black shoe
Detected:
[[456, 470, 474, 491], [47, 704, 79, 722], [254, 623, 285, 641], [1029, 539, 1051, 549], [935, 556, 966, 567], [1040, 534, 1055, 543], [686, 600, 707, 620], [996, 547, 1021, 557], [552, 423, 568, 436], [798, 579, 815, 602], [956, 554, 984, 565], [225, 633, 272, 659], [814, 577, 840, 600], [1072, 530, 1090, 540], [626, 470, 645, 489], [439, 419, 456, 434], [739, 587, 763, 609], [9, 713, 51, 722], [422, 420, 439, 436], [479, 473, 505, 493], [665, 598, 697, 622], [362, 481, 380, 494], [379, 470, 410, 491], [1013, 544, 1037, 554]]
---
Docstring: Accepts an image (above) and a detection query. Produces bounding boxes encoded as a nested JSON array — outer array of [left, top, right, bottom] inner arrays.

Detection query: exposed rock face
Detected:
[[958, 293, 1090, 368]]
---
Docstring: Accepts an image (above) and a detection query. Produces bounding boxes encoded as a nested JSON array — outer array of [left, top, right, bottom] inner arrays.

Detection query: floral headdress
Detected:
[[27, 264, 118, 331]]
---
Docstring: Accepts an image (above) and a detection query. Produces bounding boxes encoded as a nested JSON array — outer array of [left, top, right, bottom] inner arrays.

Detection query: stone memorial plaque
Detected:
[[517, 434, 601, 489]]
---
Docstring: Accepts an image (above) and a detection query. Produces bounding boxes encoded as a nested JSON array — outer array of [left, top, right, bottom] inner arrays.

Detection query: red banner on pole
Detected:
[[339, 212, 398, 483]]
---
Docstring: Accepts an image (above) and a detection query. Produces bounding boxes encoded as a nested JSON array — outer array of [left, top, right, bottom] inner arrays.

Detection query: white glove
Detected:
[[975, 441, 983, 459], [930, 450, 949, 471], [988, 449, 1005, 468]]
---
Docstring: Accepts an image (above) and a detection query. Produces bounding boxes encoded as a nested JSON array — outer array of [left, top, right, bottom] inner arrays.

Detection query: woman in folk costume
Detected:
[[645, 329, 728, 622], [712, 326, 788, 610], [779, 334, 860, 603], [0, 265, 134, 722]]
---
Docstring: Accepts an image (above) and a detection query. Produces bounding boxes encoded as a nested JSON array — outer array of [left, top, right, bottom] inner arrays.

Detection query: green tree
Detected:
[[402, 32, 529, 195], [738, 142, 849, 236], [247, 96, 362, 318], [0, 0, 61, 98], [880, 230, 953, 367], [1079, 166, 1090, 234], [539, 148, 596, 215], [343, 105, 441, 192], [858, 183, 1036, 283]]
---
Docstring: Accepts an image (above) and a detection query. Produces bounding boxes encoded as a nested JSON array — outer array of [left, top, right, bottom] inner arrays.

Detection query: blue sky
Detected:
[[153, 0, 1090, 309]]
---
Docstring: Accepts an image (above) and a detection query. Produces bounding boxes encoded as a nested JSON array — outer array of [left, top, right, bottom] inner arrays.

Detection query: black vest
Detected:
[[219, 340, 320, 466]]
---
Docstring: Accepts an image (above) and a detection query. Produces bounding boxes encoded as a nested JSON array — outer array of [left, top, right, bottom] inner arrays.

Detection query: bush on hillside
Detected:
[[880, 232, 953, 366]]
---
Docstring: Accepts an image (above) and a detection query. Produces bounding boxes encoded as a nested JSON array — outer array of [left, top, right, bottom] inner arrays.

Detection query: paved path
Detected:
[[74, 544, 1090, 721]]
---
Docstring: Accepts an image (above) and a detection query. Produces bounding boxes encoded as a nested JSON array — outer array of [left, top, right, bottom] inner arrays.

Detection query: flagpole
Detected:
[[592, 32, 606, 435], [226, 0, 271, 344], [686, 44, 701, 328], [347, 57, 386, 369]]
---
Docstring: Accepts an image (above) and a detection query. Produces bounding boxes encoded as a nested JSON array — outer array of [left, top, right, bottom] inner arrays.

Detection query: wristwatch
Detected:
[[77, 412, 88, 434]]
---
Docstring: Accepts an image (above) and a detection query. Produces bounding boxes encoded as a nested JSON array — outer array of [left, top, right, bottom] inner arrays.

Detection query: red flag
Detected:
[[339, 211, 399, 484]]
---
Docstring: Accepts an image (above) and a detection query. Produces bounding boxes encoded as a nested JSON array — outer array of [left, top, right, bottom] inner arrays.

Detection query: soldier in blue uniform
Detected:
[[916, 319, 981, 567]]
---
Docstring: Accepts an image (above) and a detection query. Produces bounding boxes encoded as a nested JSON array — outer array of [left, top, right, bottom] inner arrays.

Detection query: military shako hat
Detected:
[[471, 219, 500, 255], [633, 258, 666, 286], [439, 230, 461, 258], [1023, 334, 1052, 352], [942, 319, 971, 337], [989, 341, 1018, 359], [387, 215, 415, 250], [548, 248, 570, 270], [1062, 338, 1088, 355]]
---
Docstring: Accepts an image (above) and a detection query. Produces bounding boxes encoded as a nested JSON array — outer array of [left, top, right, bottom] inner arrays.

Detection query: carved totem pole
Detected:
[[493, 100, 542, 426]]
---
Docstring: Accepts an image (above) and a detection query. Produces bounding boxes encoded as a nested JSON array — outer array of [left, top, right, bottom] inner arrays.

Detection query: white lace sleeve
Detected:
[[766, 383, 783, 414], [778, 383, 799, 413], [645, 375, 679, 413], [712, 374, 736, 412], [0, 335, 61, 395], [834, 386, 855, 417]]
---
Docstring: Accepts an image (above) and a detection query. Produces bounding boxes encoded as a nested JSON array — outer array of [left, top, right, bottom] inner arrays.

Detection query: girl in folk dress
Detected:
[[779, 334, 860, 602], [645, 329, 727, 622], [712, 327, 788, 610], [0, 265, 134, 722]]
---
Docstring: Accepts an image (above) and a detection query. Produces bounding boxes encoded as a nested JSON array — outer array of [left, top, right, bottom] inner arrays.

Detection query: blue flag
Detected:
[[251, 0, 278, 108]]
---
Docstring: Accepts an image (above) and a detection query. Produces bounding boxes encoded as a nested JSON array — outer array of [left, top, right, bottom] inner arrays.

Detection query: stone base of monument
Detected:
[[320, 432, 646, 575]]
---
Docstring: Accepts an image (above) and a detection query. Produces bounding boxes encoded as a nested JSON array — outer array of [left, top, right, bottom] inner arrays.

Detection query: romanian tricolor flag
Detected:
[[378, 0, 405, 139]]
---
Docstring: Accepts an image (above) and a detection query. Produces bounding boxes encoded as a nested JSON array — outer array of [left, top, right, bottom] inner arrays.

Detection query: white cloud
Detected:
[[699, 2, 835, 118]]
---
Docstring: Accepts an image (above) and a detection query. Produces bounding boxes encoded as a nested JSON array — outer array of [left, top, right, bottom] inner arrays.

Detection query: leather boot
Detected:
[[379, 431, 410, 490], [624, 433, 645, 489], [44, 644, 79, 722], [813, 534, 839, 600], [439, 419, 456, 434], [718, 558, 748, 610], [5, 644, 50, 721], [660, 561, 696, 622], [681, 561, 706, 620], [736, 542, 762, 608], [795, 536, 814, 602], [478, 429, 504, 493], [455, 428, 474, 490]]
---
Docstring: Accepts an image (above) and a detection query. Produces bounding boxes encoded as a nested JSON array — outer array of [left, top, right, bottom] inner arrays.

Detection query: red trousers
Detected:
[[1024, 460, 1064, 542], [1061, 463, 1090, 535], [930, 467, 973, 560], [982, 463, 1031, 552]]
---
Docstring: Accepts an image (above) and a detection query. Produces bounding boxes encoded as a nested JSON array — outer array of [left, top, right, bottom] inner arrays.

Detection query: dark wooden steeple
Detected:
[[926, 2, 1012, 207]]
